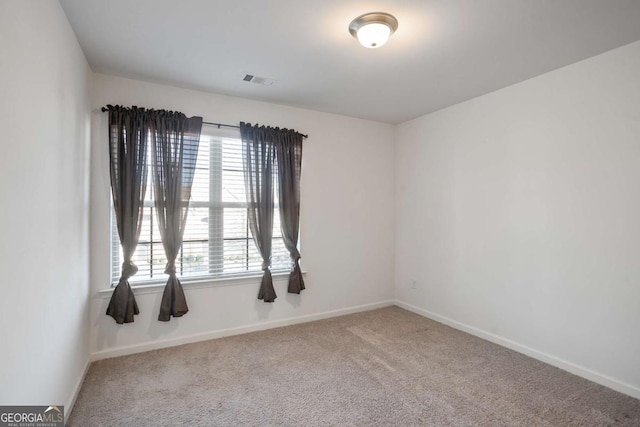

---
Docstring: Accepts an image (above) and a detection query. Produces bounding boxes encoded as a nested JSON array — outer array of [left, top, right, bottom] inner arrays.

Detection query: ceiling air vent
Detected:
[[243, 74, 275, 86]]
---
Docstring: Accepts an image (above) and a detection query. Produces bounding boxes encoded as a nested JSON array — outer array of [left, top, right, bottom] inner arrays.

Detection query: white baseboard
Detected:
[[91, 300, 395, 361], [394, 300, 640, 400], [65, 356, 91, 422]]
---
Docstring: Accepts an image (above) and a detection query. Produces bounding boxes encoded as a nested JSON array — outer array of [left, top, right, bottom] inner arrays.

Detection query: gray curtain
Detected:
[[150, 111, 202, 321], [240, 123, 306, 301], [240, 123, 277, 302], [105, 105, 149, 324], [275, 130, 305, 294]]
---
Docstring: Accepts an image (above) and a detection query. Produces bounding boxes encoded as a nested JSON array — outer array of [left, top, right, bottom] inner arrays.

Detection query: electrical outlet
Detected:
[[411, 280, 417, 289]]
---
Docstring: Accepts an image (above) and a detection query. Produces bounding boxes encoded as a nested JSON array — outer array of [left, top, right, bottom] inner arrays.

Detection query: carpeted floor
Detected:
[[69, 307, 640, 426]]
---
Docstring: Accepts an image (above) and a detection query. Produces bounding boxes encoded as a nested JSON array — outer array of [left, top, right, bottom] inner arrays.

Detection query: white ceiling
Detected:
[[60, 0, 640, 124]]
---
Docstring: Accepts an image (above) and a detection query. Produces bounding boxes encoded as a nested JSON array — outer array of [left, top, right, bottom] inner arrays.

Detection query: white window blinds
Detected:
[[111, 125, 292, 284]]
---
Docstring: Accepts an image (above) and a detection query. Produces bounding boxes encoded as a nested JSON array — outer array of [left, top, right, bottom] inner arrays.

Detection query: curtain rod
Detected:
[[203, 121, 308, 139], [99, 108, 307, 139]]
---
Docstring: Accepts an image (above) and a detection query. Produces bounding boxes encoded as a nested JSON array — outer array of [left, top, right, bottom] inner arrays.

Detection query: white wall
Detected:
[[395, 41, 640, 397], [90, 74, 395, 356], [0, 0, 91, 410]]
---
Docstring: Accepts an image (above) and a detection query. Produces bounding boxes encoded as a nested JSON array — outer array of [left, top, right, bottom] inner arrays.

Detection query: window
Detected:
[[111, 125, 292, 284]]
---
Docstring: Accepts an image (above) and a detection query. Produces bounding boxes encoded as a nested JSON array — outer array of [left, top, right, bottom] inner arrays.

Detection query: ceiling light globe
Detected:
[[349, 12, 398, 49], [357, 23, 391, 48]]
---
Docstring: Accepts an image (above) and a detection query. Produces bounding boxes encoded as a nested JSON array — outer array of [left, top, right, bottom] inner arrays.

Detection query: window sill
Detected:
[[98, 270, 308, 299]]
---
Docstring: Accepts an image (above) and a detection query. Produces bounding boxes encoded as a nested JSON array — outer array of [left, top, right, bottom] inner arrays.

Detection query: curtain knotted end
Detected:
[[121, 260, 139, 280], [164, 262, 177, 276]]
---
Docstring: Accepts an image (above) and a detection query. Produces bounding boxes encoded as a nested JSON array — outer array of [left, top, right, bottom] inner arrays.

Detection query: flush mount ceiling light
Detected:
[[349, 12, 398, 48]]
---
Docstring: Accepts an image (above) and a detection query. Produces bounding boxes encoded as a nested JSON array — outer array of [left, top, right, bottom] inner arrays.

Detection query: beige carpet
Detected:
[[69, 307, 640, 426]]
